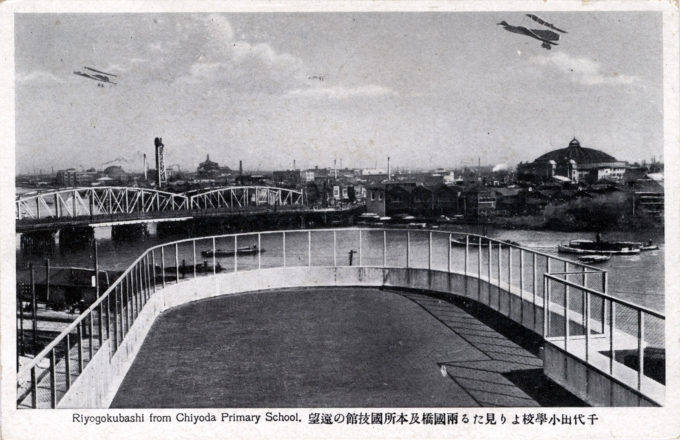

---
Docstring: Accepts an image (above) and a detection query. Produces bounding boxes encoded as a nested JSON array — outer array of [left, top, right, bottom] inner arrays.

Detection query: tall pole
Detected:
[[45, 258, 50, 303], [30, 263, 37, 351], [93, 239, 100, 298]]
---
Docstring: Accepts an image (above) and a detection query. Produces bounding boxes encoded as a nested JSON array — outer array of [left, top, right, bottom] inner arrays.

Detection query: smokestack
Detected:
[[293, 159, 296, 170], [239, 160, 243, 184], [387, 156, 391, 181], [334, 159, 337, 179], [143, 154, 147, 180]]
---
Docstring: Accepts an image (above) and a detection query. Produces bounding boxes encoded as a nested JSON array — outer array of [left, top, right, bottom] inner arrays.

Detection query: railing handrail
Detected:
[[17, 227, 636, 379], [544, 273, 664, 319]]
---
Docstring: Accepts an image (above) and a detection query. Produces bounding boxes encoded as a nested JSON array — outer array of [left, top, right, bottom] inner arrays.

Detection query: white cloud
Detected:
[[16, 70, 63, 84], [287, 84, 398, 100], [530, 52, 638, 86]]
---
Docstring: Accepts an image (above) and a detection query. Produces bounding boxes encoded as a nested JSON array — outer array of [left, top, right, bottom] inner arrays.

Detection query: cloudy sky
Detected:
[[15, 12, 662, 174]]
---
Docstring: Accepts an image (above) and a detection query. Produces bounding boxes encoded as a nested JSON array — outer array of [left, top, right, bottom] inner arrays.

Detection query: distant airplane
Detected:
[[73, 66, 118, 87], [497, 20, 561, 50]]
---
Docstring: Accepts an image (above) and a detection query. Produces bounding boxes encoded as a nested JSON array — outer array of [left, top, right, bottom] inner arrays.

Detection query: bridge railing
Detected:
[[16, 228, 664, 408]]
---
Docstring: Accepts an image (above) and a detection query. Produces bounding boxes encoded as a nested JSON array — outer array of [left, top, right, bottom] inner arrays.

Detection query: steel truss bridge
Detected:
[[16, 186, 307, 230]]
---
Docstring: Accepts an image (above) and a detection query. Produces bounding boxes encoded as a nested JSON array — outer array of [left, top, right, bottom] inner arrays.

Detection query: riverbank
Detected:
[[485, 215, 664, 233]]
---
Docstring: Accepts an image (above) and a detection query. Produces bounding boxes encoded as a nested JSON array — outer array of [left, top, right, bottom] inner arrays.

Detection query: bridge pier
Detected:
[[111, 224, 149, 242], [19, 231, 56, 255], [59, 226, 94, 250]]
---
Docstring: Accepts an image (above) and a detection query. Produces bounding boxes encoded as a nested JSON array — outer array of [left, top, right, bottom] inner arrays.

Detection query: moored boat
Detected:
[[557, 239, 640, 255], [577, 255, 611, 264], [201, 245, 265, 258], [451, 237, 520, 247]]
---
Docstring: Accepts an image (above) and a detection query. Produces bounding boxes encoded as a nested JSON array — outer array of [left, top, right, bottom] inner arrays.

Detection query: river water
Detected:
[[15, 222, 664, 313]]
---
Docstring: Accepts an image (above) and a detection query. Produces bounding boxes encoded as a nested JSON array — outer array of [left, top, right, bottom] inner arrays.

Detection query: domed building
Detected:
[[517, 138, 628, 183]]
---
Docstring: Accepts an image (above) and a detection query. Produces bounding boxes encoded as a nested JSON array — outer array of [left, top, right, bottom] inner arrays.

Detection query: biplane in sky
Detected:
[[498, 15, 567, 50], [73, 66, 118, 87]]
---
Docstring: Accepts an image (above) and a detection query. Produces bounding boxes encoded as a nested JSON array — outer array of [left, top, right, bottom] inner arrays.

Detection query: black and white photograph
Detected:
[[1, 1, 679, 439]]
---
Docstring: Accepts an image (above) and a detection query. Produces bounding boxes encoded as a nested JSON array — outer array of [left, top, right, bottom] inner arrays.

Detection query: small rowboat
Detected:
[[577, 255, 611, 264]]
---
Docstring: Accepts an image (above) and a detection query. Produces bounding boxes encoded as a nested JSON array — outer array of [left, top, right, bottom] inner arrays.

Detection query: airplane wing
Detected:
[[529, 28, 560, 41], [526, 14, 567, 33], [524, 28, 558, 46], [73, 71, 101, 81], [84, 66, 118, 77]]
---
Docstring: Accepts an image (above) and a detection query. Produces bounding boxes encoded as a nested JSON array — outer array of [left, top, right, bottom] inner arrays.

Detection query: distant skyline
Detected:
[[15, 12, 663, 174]]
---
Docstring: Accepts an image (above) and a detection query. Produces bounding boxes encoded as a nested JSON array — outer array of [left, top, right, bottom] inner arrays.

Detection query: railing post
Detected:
[[564, 283, 569, 352], [49, 350, 57, 408], [98, 303, 103, 348], [308, 231, 312, 267], [464, 235, 469, 276], [428, 231, 432, 270], [585, 291, 591, 363], [543, 277, 550, 337], [146, 254, 151, 300], [212, 237, 216, 275], [508, 246, 512, 315], [174, 243, 180, 284], [406, 231, 410, 268], [234, 235, 238, 272], [31, 366, 37, 408], [519, 249, 524, 323], [602, 271, 608, 333], [477, 237, 481, 301], [609, 300, 615, 375], [358, 229, 362, 267], [77, 322, 83, 373], [507, 246, 512, 293], [447, 233, 452, 273], [161, 246, 166, 288], [113, 286, 119, 352], [152, 251, 157, 293], [333, 231, 337, 267], [88, 312, 94, 359], [193, 240, 197, 278], [383, 230, 387, 267], [533, 253, 537, 331], [282, 232, 287, 267], [487, 240, 492, 304], [497, 242, 501, 311], [65, 334, 71, 389], [30, 263, 37, 351], [133, 265, 138, 319], [637, 310, 644, 390], [259, 233, 263, 270]]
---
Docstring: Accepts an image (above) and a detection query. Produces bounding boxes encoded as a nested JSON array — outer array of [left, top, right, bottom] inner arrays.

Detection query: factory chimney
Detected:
[[387, 156, 391, 181], [143, 153, 147, 180], [334, 159, 337, 179]]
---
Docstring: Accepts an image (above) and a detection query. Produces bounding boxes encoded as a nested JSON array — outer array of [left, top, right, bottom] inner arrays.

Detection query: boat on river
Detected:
[[201, 245, 265, 258], [557, 239, 640, 255], [451, 237, 520, 247], [577, 255, 611, 264]]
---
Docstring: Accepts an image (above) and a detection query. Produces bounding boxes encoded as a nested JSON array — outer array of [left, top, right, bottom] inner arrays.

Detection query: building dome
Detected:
[[534, 138, 617, 164], [103, 165, 126, 178]]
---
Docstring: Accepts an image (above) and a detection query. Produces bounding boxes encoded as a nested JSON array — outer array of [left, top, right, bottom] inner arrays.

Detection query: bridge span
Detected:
[[15, 186, 352, 233], [16, 228, 664, 409]]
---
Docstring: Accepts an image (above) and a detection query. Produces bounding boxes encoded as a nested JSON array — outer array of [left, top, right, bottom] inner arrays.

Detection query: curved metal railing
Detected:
[[16, 228, 664, 408]]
